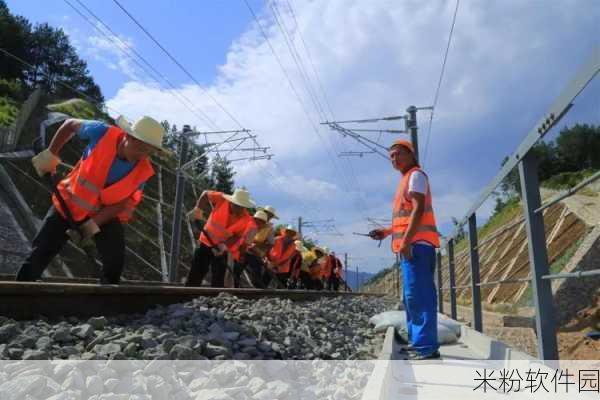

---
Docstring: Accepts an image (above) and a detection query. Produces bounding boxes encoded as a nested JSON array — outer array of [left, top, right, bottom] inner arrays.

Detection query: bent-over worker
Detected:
[[187, 188, 257, 288], [16, 116, 165, 284]]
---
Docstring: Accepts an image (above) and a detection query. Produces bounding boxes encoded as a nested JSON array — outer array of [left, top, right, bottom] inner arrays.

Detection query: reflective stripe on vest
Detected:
[[391, 166, 440, 250], [52, 126, 154, 223], [199, 193, 255, 260]]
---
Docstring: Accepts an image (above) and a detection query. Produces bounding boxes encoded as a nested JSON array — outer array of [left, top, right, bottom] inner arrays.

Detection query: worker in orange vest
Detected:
[[306, 246, 324, 290], [266, 225, 301, 288], [16, 116, 165, 284], [330, 252, 343, 291], [369, 139, 441, 360], [308, 247, 326, 290], [240, 210, 272, 288], [187, 188, 257, 287]]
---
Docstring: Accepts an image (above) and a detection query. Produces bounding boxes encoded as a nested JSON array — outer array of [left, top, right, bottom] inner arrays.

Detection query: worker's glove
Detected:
[[368, 229, 386, 240], [31, 149, 61, 177], [187, 207, 205, 221], [67, 219, 100, 245]]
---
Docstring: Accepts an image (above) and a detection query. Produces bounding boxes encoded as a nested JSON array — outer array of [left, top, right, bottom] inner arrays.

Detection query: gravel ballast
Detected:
[[0, 294, 388, 361]]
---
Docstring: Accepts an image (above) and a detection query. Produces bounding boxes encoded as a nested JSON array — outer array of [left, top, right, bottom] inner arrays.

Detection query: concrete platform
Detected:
[[363, 316, 535, 399]]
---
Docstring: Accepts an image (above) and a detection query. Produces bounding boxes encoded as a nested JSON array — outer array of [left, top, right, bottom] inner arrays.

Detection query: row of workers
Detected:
[[17, 115, 441, 360], [16, 115, 344, 291], [186, 191, 344, 290]]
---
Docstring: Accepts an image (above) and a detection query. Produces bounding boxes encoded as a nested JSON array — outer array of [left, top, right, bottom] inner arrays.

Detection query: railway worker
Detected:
[[298, 243, 316, 289], [288, 239, 306, 289], [266, 225, 301, 288], [16, 116, 165, 284], [319, 246, 334, 290], [308, 246, 326, 290], [186, 188, 257, 288], [242, 210, 273, 288], [259, 205, 279, 224], [331, 252, 343, 291], [368, 139, 441, 360]]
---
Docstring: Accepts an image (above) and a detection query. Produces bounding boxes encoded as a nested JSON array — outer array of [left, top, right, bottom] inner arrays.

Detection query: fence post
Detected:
[[437, 250, 444, 314], [519, 151, 559, 360], [468, 213, 483, 332], [448, 238, 457, 320], [168, 125, 190, 283]]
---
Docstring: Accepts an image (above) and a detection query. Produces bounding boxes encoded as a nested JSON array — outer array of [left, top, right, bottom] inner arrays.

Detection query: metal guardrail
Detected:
[[437, 47, 600, 360]]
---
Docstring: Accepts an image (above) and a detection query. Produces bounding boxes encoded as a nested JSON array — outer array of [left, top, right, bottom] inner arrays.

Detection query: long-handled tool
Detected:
[[353, 232, 383, 248], [43, 174, 100, 271], [199, 227, 249, 287], [31, 135, 100, 272]]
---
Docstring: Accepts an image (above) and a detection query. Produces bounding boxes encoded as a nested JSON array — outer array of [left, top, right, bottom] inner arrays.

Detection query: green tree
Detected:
[[210, 154, 235, 194], [555, 124, 600, 171], [25, 23, 102, 101], [0, 0, 31, 83]]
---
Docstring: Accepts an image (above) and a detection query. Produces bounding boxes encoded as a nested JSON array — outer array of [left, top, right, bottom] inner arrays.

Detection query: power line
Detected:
[[65, 0, 218, 134], [243, 1, 356, 203], [111, 0, 247, 131], [260, 0, 370, 221], [423, 0, 460, 167]]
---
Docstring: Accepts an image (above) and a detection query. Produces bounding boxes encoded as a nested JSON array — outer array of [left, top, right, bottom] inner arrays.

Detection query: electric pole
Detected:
[[298, 216, 302, 237], [405, 105, 419, 163], [169, 125, 190, 282]]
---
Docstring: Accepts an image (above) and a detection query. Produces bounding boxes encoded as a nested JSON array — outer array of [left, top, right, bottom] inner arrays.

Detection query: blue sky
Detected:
[[6, 0, 600, 274]]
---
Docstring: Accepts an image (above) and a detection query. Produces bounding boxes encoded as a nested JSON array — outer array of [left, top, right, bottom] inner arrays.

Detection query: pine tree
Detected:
[[210, 155, 235, 194]]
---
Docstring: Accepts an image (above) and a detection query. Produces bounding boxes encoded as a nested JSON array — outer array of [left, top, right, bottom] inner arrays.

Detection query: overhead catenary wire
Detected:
[[256, 0, 370, 221], [66, 0, 219, 133], [277, 0, 374, 219], [109, 0, 323, 225], [111, 0, 247, 131], [422, 0, 460, 167]]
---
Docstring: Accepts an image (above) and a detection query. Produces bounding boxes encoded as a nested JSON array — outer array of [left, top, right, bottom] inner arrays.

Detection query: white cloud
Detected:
[[82, 24, 140, 80], [103, 0, 598, 273]]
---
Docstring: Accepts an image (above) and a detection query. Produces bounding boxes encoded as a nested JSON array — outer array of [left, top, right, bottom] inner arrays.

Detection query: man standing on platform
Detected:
[[369, 139, 441, 360]]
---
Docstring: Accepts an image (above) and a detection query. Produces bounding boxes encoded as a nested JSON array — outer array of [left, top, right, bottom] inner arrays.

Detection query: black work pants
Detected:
[[299, 271, 311, 289], [16, 206, 125, 284], [327, 275, 338, 291], [187, 243, 227, 287], [243, 253, 267, 288]]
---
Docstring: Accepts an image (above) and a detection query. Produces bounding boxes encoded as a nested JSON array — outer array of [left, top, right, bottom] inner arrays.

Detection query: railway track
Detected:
[[0, 280, 381, 320]]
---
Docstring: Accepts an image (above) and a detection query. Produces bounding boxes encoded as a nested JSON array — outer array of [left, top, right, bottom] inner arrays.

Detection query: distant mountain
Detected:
[[343, 270, 374, 292]]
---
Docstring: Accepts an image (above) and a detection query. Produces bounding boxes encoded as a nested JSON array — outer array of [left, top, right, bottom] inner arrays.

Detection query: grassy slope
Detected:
[[364, 170, 598, 291], [0, 96, 19, 127]]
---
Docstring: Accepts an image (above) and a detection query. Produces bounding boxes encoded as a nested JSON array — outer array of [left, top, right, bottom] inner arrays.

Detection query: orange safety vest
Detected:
[[390, 166, 440, 251], [334, 257, 343, 278], [268, 235, 297, 274], [309, 258, 322, 280], [199, 191, 256, 261], [52, 126, 153, 223], [321, 254, 335, 279]]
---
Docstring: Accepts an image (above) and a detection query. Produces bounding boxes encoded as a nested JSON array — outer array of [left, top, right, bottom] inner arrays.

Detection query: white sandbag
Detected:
[[369, 311, 407, 333], [438, 317, 462, 337], [437, 324, 458, 345]]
